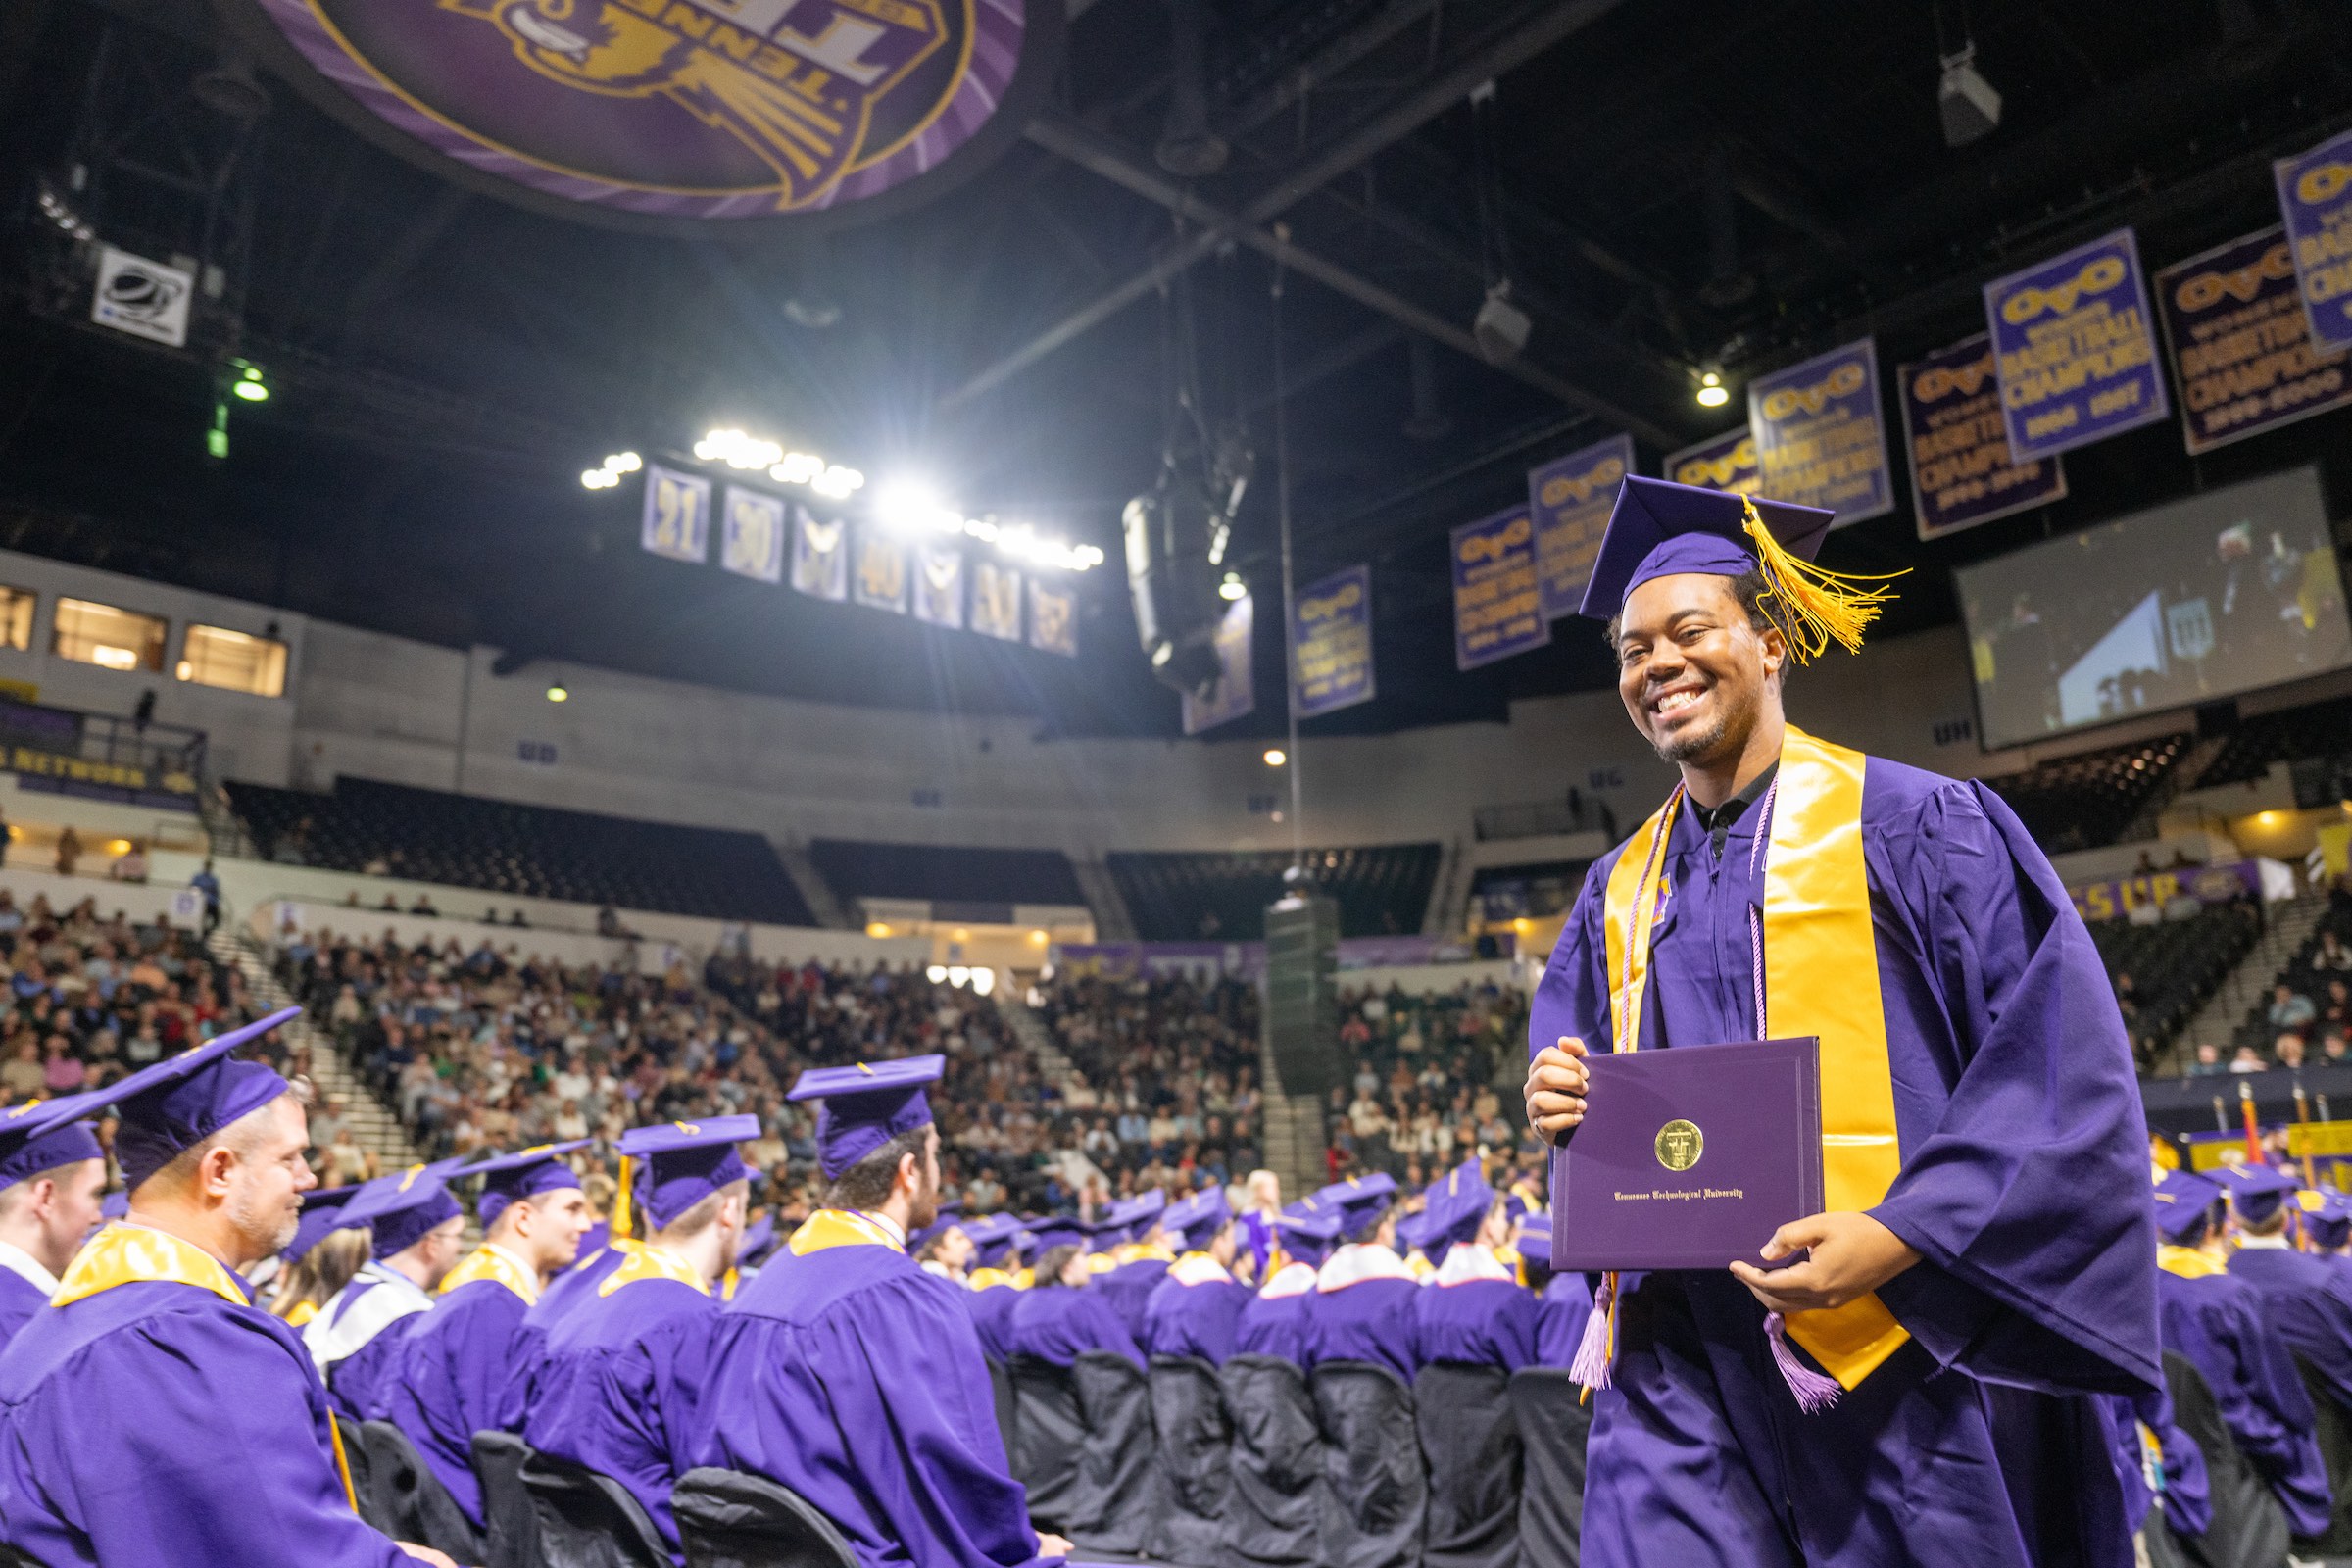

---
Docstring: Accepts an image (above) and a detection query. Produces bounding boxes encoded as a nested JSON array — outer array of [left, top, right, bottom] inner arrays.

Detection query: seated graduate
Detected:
[[264, 1185, 363, 1327], [963, 1214, 1029, 1362], [1237, 1169, 1282, 1285], [1097, 1191, 1177, 1337], [916, 1212, 975, 1284], [306, 1166, 466, 1419], [0, 1010, 456, 1568], [2309, 1190, 2352, 1284], [2102, 1379, 2213, 1549], [1234, 1212, 1339, 1362], [1408, 1163, 1538, 1373], [2153, 1169, 2330, 1538], [701, 1055, 1072, 1568], [1010, 1238, 1146, 1369], [506, 1185, 637, 1413], [2216, 1163, 2352, 1410], [0, 1103, 107, 1348], [1302, 1197, 1420, 1382], [1513, 1212, 1595, 1369], [524, 1115, 752, 1554], [385, 1141, 595, 1530], [1142, 1186, 1252, 1364]]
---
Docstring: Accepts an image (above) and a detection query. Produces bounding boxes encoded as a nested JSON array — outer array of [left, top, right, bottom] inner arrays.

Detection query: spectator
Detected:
[[52, 828, 79, 879], [0, 1039, 42, 1099], [2318, 930, 2352, 973], [2270, 984, 2318, 1033], [2185, 1042, 2227, 1077], [410, 893, 438, 917], [2326, 1029, 2351, 1066], [39, 1037, 84, 1093], [190, 858, 220, 937], [2230, 1045, 2267, 1074], [2277, 1032, 2309, 1071]]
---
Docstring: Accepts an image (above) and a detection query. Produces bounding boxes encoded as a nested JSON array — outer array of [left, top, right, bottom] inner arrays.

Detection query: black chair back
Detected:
[[1070, 1351, 1163, 1555], [519, 1450, 673, 1568], [673, 1466, 859, 1568], [472, 1430, 545, 1568], [1005, 1354, 1084, 1534], [2164, 1348, 2290, 1568], [1149, 1354, 1234, 1568], [986, 1355, 1017, 1461], [1417, 1362, 1521, 1568], [360, 1419, 485, 1563], [1310, 1359, 1426, 1568], [336, 1412, 391, 1534], [0, 1544, 37, 1565], [2295, 1353, 2352, 1555], [1218, 1354, 1324, 1568], [1506, 1367, 1591, 1568]]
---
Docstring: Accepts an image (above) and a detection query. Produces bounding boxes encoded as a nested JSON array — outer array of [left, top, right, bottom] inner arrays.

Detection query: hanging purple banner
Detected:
[[1183, 594, 1255, 734], [1662, 427, 1761, 495], [2276, 129, 2352, 353], [1528, 435, 1633, 619], [1748, 337, 1893, 526], [1292, 565, 1375, 718], [2156, 226, 2352, 455], [1984, 228, 2170, 462], [1900, 334, 2067, 541], [640, 465, 710, 564], [1450, 508, 1548, 671]]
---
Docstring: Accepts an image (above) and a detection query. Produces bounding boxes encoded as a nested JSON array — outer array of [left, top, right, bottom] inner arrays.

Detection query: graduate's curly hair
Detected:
[[1604, 569, 1788, 666], [824, 1127, 932, 1212]]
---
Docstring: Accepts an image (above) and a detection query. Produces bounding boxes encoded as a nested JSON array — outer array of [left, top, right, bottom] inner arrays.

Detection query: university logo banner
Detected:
[[1527, 434, 1632, 619], [1028, 577, 1077, 657], [1450, 507, 1547, 671], [1899, 333, 2067, 541], [2276, 128, 2352, 353], [1662, 427, 1761, 495], [971, 560, 1022, 641], [640, 465, 711, 564], [2156, 225, 2352, 455], [1984, 228, 2170, 462], [1748, 338, 1892, 526], [1292, 564, 1375, 718], [854, 528, 908, 613], [791, 506, 849, 601], [913, 541, 965, 628], [1182, 594, 1254, 735], [720, 485, 785, 583]]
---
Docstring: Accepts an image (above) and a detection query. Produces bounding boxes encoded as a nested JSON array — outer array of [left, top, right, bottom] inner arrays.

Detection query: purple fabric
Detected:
[[1141, 1275, 1251, 1364], [0, 1269, 46, 1352], [1532, 1274, 1595, 1369], [115, 1057, 289, 1192], [1625, 535, 1760, 602], [1299, 1278, 1419, 1382], [382, 1277, 530, 1525], [2157, 1267, 2330, 1536], [2102, 1385, 2210, 1541], [1007, 1286, 1144, 1369], [0, 1122, 102, 1189], [1096, 1257, 1173, 1341], [502, 1242, 633, 1429], [371, 1189, 461, 1260], [640, 1147, 748, 1232], [2227, 1246, 2352, 1410], [966, 1284, 1020, 1362], [1411, 1278, 1538, 1372], [815, 1089, 935, 1181], [476, 1160, 583, 1228], [1234, 1291, 1311, 1363], [1528, 757, 2157, 1566]]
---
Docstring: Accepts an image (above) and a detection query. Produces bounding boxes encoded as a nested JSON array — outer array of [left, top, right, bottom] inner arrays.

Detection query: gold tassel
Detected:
[[1740, 497, 1906, 663], [612, 1154, 635, 1242]]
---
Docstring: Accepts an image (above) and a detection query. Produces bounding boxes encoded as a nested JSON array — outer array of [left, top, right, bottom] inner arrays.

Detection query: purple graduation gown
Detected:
[[504, 1240, 631, 1424], [699, 1239, 1053, 1568], [967, 1284, 1020, 1362], [1099, 1257, 1174, 1339], [382, 1273, 529, 1525], [1531, 760, 2158, 1568], [2156, 1266, 2331, 1537], [0, 1279, 410, 1567], [521, 1267, 716, 1551], [1007, 1285, 1145, 1368], [1300, 1279, 1419, 1382], [2226, 1243, 2352, 1407], [0, 1269, 46, 1350], [1412, 1279, 1538, 1372], [1533, 1274, 1595, 1369], [1142, 1274, 1252, 1364], [1236, 1285, 1312, 1363], [2101, 1385, 2212, 1542], [327, 1295, 418, 1422]]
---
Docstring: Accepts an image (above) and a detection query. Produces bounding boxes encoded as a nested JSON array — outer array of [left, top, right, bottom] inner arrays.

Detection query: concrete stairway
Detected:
[[772, 839, 852, 930], [2168, 890, 2331, 1071], [993, 988, 1085, 1090], [1256, 1045, 1326, 1201], [1070, 858, 1136, 942]]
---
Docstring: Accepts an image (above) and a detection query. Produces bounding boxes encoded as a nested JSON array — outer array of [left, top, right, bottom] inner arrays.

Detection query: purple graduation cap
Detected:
[[2303, 1190, 2352, 1250], [0, 1096, 106, 1194], [1407, 1160, 1494, 1255], [1270, 1211, 1342, 1268], [738, 1213, 780, 1268], [2151, 1170, 2224, 1244], [907, 1204, 966, 1257], [1307, 1173, 1397, 1242], [103, 1005, 304, 1192], [1514, 1210, 1554, 1266], [341, 1167, 463, 1259], [786, 1055, 945, 1182], [99, 1189, 128, 1221], [282, 1183, 364, 1265], [1025, 1215, 1089, 1253], [964, 1213, 1027, 1269], [456, 1140, 591, 1227], [2213, 1162, 2298, 1227], [1163, 1186, 1232, 1251], [1098, 1188, 1167, 1247], [616, 1115, 759, 1231]]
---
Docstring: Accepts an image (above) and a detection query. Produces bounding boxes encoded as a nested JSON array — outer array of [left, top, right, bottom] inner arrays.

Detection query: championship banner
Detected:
[[2156, 225, 2352, 454], [1899, 333, 2068, 540], [1528, 435, 1633, 618], [1747, 338, 1893, 526], [1663, 427, 1761, 495], [1028, 577, 1077, 658], [5, 746, 198, 812], [972, 560, 1022, 641], [2276, 129, 2352, 353], [1183, 594, 1255, 735], [640, 465, 711, 564], [2069, 861, 2261, 925], [1984, 228, 2170, 461], [854, 527, 908, 613], [720, 485, 785, 583], [1292, 565, 1374, 718], [1450, 507, 1548, 671], [913, 540, 965, 628], [791, 506, 849, 601]]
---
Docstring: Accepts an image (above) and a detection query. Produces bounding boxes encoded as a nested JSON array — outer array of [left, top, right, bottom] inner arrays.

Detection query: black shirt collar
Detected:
[[1688, 761, 1779, 855]]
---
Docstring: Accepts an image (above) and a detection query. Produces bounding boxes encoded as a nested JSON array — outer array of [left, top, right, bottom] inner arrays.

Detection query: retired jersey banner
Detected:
[[1451, 508, 1548, 671], [2277, 130, 2352, 353], [1900, 334, 2067, 541], [1663, 427, 1761, 496], [854, 528, 908, 613], [1528, 435, 1633, 619], [720, 485, 786, 583], [2157, 226, 2352, 455], [1183, 594, 1255, 735], [972, 560, 1022, 642], [1748, 338, 1893, 526], [1984, 228, 2170, 462], [1028, 577, 1077, 657], [913, 541, 965, 628], [640, 465, 711, 564], [791, 507, 849, 601], [1292, 565, 1375, 718]]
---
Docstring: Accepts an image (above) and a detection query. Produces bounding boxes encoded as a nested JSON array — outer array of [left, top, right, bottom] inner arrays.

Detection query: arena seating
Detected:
[[806, 838, 1085, 911], [1981, 733, 2190, 852], [2086, 901, 2261, 1067], [2195, 696, 2352, 790], [2216, 887, 2352, 1060], [224, 777, 813, 924], [1107, 844, 1442, 942]]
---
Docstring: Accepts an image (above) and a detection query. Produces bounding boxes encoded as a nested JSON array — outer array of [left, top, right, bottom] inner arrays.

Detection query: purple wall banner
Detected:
[[237, 0, 1063, 230], [1528, 434, 1633, 618], [1662, 427, 1761, 495], [1450, 508, 1549, 670], [2276, 129, 2352, 353], [1292, 565, 1375, 718], [1028, 577, 1077, 657], [1984, 228, 2170, 461], [1053, 933, 1483, 980], [1748, 337, 1893, 526], [791, 506, 848, 601], [1183, 594, 1255, 734], [972, 560, 1022, 641], [640, 465, 710, 564], [2157, 225, 2352, 455], [1900, 334, 2068, 541], [912, 540, 965, 628], [854, 527, 908, 613], [720, 485, 785, 583], [2070, 861, 2259, 925]]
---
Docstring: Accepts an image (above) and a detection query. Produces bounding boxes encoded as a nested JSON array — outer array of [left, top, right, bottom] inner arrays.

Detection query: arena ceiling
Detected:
[[1, 0, 2350, 741]]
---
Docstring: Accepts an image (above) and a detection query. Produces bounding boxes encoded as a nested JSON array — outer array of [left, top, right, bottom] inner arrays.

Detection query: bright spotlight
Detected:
[[545, 683, 569, 703], [1219, 573, 1247, 602], [608, 451, 642, 473], [813, 466, 864, 499], [232, 377, 269, 403], [581, 469, 613, 489], [1263, 748, 1287, 767], [1695, 370, 1730, 409]]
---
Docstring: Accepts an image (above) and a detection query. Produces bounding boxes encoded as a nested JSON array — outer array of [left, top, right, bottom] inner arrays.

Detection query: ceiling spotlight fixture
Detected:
[[1219, 572, 1247, 602], [229, 363, 270, 403], [1938, 41, 2001, 148], [1695, 369, 1730, 409], [191, 52, 271, 122], [1473, 283, 1532, 368], [580, 450, 638, 489], [1263, 748, 1288, 767], [545, 683, 569, 703]]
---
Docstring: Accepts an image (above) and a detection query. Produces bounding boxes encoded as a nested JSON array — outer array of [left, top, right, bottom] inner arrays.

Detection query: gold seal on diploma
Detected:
[[1654, 1119, 1703, 1172]]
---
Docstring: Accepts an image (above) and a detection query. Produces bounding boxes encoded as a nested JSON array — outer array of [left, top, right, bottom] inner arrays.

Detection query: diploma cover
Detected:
[[1550, 1036, 1822, 1271]]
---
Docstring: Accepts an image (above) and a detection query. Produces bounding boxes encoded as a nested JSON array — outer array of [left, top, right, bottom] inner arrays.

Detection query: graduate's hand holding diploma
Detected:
[[1524, 1038, 1591, 1142], [1729, 1212, 1919, 1312]]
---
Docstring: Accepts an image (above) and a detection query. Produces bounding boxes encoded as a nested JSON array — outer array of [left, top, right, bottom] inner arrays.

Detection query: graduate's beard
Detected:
[[906, 1172, 942, 1233], [1650, 677, 1758, 768], [229, 1186, 302, 1258]]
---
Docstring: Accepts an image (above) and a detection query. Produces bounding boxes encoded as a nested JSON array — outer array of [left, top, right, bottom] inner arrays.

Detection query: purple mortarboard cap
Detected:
[[909, 1207, 968, 1257], [460, 1141, 590, 1227], [787, 1055, 944, 1181], [738, 1213, 779, 1267], [100, 1189, 128, 1221], [1514, 1210, 1553, 1264], [1099, 1189, 1166, 1247], [1271, 1212, 1342, 1267], [2300, 1190, 2352, 1250], [1163, 1187, 1232, 1251], [1310, 1173, 1398, 1242], [109, 1006, 303, 1192], [2152, 1170, 2224, 1243], [617, 1114, 759, 1231], [1577, 476, 1836, 620], [2215, 1162, 2298, 1227], [1411, 1161, 1495, 1254], [341, 1167, 463, 1260], [282, 1183, 363, 1265], [1026, 1215, 1090, 1253], [967, 1214, 1028, 1268], [0, 1096, 107, 1191]]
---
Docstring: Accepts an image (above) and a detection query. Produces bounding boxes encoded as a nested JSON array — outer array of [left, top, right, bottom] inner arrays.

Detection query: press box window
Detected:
[[0, 588, 33, 652], [176, 624, 287, 698], [51, 598, 165, 673]]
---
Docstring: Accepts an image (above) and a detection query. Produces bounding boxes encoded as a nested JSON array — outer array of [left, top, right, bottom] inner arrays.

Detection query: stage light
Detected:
[[867, 921, 893, 938], [1938, 43, 2002, 148], [812, 465, 864, 499], [1029, 929, 1049, 945], [1696, 370, 1730, 409], [926, 964, 949, 982], [608, 451, 641, 473], [1263, 748, 1287, 767], [771, 452, 824, 485], [231, 368, 269, 403], [545, 683, 568, 703], [1219, 573, 1247, 602]]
